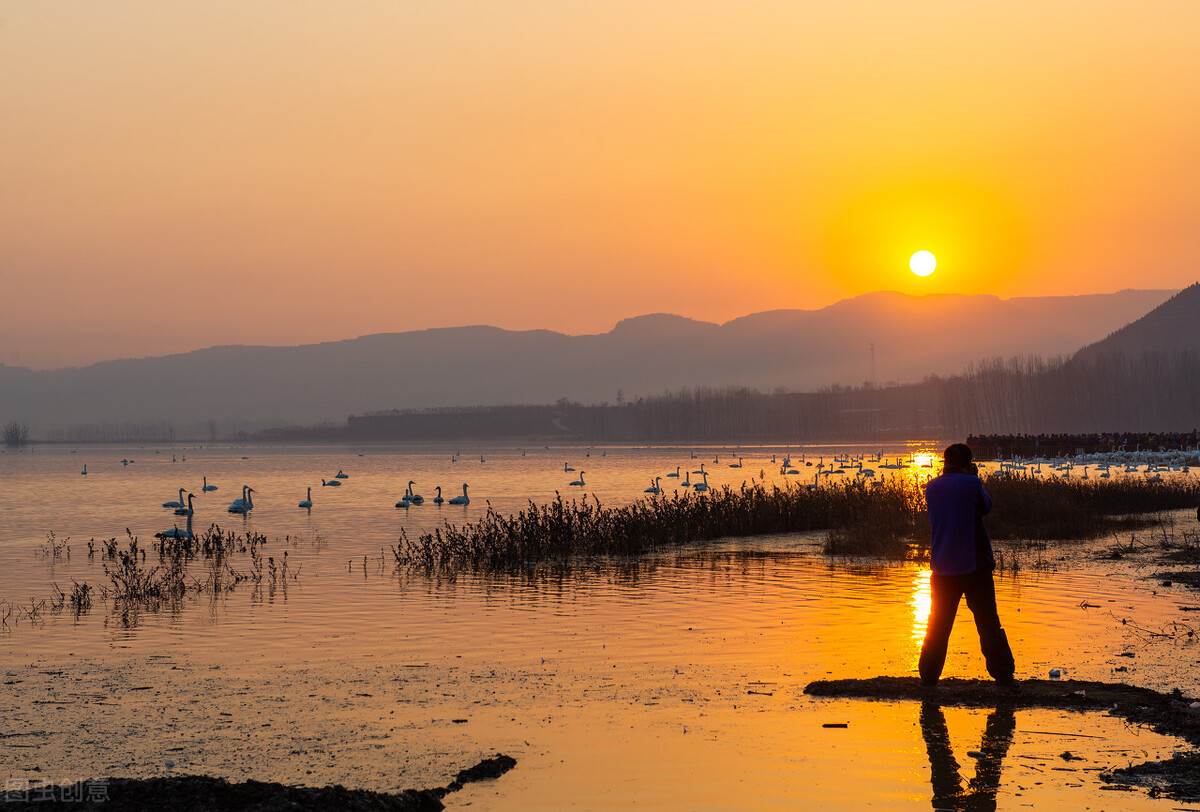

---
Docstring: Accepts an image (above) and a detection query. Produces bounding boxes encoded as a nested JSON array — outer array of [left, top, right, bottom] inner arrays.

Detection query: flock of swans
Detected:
[[80, 446, 1194, 541], [986, 452, 1194, 482], [148, 467, 473, 540]]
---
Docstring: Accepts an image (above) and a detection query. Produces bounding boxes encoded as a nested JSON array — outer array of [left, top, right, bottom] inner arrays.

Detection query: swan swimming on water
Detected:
[[80, 464, 87, 476], [202, 476, 218, 492], [644, 477, 662, 494], [335, 470, 349, 479], [433, 486, 444, 505], [157, 508, 194, 540], [322, 478, 342, 487], [692, 471, 710, 492], [298, 487, 313, 509], [227, 485, 248, 512], [174, 492, 195, 517], [448, 483, 470, 505], [405, 481, 424, 504], [228, 486, 254, 514], [569, 471, 586, 487], [163, 488, 186, 509], [666, 466, 680, 478]]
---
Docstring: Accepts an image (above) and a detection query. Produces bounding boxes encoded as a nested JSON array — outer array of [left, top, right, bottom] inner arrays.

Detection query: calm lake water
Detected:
[[1, 442, 1197, 809]]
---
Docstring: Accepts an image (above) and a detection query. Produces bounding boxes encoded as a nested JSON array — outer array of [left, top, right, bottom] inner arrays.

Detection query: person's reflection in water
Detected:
[[920, 701, 1016, 811]]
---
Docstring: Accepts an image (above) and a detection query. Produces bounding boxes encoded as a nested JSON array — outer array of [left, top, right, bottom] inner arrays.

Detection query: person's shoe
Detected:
[[995, 676, 1020, 692]]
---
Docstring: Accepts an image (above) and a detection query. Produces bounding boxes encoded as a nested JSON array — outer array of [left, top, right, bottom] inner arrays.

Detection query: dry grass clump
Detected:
[[101, 525, 294, 610]]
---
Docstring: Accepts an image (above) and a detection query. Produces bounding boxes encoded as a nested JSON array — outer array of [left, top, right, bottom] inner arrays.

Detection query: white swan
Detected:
[[335, 469, 349, 479], [433, 486, 444, 505], [666, 465, 680, 478], [693, 472, 710, 492], [692, 463, 706, 475], [448, 483, 470, 505], [394, 495, 410, 508], [227, 485, 248, 512], [174, 492, 195, 517], [405, 481, 424, 504], [228, 486, 254, 514], [569, 471, 586, 487], [564, 462, 575, 472], [644, 477, 662, 494], [202, 476, 218, 492], [729, 457, 743, 469], [298, 487, 313, 509], [163, 488, 185, 509], [322, 478, 342, 487], [157, 510, 193, 540], [681, 471, 691, 487], [81, 464, 88, 476]]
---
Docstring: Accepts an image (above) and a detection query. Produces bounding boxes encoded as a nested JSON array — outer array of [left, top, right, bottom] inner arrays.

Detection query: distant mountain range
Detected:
[[0, 289, 1177, 435], [1075, 283, 1200, 361]]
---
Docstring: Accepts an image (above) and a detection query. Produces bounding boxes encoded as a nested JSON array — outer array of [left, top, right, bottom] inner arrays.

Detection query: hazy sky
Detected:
[[3, 2, 1198, 368]]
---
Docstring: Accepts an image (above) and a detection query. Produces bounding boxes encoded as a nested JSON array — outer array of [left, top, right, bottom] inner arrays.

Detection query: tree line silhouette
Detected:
[[9, 349, 1199, 443], [326, 349, 1200, 442]]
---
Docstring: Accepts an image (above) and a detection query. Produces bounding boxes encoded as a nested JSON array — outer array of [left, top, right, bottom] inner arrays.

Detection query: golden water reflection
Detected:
[[911, 566, 933, 643]]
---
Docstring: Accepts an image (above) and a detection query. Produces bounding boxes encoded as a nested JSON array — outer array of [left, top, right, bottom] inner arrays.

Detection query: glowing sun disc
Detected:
[[909, 250, 937, 277]]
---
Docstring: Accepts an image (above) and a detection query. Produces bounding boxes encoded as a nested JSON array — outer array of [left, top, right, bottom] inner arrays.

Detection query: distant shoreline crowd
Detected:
[[967, 432, 1200, 458]]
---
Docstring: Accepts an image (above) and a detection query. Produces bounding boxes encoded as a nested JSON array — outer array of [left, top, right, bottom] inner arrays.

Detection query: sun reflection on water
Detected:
[[911, 567, 932, 644]]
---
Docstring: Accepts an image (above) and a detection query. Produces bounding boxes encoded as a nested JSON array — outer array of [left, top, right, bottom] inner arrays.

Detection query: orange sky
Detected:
[[2, 2, 1198, 368]]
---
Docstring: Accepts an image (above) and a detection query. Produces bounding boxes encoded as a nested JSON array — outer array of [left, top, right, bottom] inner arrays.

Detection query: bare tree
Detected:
[[2, 421, 31, 448]]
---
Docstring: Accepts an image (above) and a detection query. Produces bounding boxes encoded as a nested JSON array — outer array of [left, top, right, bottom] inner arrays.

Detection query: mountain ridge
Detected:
[[1074, 283, 1200, 360], [0, 288, 1178, 436]]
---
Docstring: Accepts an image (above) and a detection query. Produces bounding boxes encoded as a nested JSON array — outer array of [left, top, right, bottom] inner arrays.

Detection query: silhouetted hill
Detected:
[[0, 289, 1175, 437], [1075, 283, 1200, 361]]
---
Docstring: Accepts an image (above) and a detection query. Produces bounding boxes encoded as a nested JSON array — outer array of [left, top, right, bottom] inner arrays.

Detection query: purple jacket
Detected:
[[924, 471, 994, 576]]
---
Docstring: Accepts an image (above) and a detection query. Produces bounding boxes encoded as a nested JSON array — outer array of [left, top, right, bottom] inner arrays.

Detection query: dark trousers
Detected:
[[919, 570, 1015, 684]]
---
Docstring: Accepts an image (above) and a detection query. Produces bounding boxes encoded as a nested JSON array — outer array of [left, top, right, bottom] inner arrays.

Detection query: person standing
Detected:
[[919, 443, 1016, 687]]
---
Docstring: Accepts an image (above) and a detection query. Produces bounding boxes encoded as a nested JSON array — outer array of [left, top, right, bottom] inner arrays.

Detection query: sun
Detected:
[[909, 250, 937, 277]]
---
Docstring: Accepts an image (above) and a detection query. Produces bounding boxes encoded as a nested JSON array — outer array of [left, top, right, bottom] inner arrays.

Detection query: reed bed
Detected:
[[99, 525, 295, 614], [982, 474, 1200, 540], [394, 480, 921, 572], [393, 475, 1200, 572]]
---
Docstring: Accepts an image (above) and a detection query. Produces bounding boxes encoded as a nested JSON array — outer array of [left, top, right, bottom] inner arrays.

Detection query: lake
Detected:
[[1, 442, 1196, 808]]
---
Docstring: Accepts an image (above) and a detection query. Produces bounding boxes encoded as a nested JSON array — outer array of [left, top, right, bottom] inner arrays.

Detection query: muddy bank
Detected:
[[1105, 752, 1200, 800], [2, 754, 516, 811], [805, 677, 1200, 800], [1154, 571, 1200, 590]]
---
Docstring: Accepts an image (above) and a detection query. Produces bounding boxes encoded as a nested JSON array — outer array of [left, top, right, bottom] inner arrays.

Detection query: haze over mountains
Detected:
[[0, 289, 1176, 436], [1075, 283, 1200, 361]]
